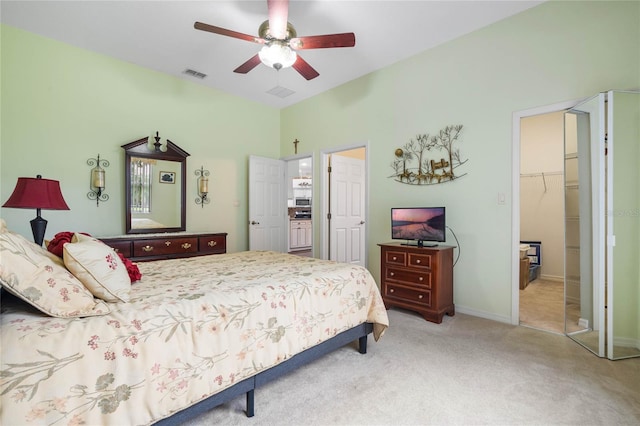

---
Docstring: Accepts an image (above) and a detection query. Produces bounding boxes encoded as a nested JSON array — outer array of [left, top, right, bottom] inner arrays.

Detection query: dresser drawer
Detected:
[[385, 284, 432, 307], [385, 267, 432, 288], [408, 253, 432, 269], [133, 237, 198, 257], [385, 250, 406, 266], [104, 241, 132, 258], [199, 235, 226, 254]]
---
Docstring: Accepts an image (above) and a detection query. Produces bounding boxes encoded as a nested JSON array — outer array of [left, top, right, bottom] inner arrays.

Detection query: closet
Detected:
[[563, 90, 639, 360]]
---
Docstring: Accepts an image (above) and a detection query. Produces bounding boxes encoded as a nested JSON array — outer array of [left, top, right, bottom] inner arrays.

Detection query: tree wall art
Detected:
[[390, 124, 468, 185]]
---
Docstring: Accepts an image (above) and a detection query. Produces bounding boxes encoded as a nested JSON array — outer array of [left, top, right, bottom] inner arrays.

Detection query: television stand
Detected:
[[378, 243, 455, 324]]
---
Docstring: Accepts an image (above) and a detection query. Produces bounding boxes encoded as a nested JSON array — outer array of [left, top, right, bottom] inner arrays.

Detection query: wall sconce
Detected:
[[195, 166, 210, 208], [2, 175, 70, 246], [87, 154, 109, 206]]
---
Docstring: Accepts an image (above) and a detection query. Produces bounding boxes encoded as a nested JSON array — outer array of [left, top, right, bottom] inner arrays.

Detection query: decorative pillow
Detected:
[[47, 231, 94, 258], [63, 233, 131, 302], [117, 252, 142, 283], [0, 231, 110, 318]]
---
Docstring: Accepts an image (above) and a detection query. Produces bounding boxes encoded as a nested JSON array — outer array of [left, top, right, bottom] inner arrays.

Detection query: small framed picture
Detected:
[[159, 171, 175, 184]]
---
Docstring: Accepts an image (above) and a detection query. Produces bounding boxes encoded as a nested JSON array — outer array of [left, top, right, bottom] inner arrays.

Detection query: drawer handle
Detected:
[[389, 288, 395, 293], [165, 241, 172, 246], [208, 241, 217, 247], [416, 259, 421, 264], [419, 277, 423, 282], [389, 272, 395, 277], [418, 294, 423, 299], [392, 256, 397, 261], [142, 245, 154, 252], [181, 243, 192, 250]]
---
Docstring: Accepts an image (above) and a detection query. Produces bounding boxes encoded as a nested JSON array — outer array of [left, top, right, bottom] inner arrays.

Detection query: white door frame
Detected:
[[511, 99, 583, 325], [320, 142, 370, 263]]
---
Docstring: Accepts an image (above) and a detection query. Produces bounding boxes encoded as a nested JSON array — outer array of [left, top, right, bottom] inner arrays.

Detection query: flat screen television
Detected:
[[391, 207, 446, 247]]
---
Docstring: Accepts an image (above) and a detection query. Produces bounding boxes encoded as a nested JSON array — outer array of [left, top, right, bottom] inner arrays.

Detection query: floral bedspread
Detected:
[[1, 251, 389, 425]]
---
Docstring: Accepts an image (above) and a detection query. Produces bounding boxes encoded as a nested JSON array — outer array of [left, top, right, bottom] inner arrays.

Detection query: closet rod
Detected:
[[519, 171, 563, 178], [520, 171, 562, 193]]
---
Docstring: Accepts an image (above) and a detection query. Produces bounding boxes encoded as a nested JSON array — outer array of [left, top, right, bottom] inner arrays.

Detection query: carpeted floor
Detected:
[[519, 278, 566, 334], [181, 308, 640, 426]]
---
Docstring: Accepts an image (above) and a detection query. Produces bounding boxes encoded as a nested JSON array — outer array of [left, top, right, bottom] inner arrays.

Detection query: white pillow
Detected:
[[0, 231, 110, 317], [63, 233, 131, 303]]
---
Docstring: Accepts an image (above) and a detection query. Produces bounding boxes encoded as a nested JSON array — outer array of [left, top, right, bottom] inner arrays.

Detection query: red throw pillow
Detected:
[[117, 252, 142, 283], [47, 231, 90, 258]]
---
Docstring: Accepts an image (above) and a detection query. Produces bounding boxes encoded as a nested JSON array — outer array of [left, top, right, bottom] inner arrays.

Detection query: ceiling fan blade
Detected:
[[194, 21, 264, 44], [290, 33, 356, 50], [292, 55, 319, 80], [267, 0, 289, 39], [234, 54, 262, 74]]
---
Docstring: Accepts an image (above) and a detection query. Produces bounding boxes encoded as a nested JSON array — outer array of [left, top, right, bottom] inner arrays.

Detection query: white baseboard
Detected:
[[540, 274, 564, 282], [455, 305, 511, 325]]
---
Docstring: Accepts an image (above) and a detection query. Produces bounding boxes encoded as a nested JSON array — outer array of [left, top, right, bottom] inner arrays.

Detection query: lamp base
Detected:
[[30, 214, 48, 247]]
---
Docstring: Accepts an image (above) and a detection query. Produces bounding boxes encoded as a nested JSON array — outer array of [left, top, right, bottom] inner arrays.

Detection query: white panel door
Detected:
[[249, 155, 286, 252], [329, 154, 365, 266]]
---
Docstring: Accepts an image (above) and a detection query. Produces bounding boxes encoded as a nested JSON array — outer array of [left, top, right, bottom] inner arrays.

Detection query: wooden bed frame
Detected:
[[156, 322, 373, 424]]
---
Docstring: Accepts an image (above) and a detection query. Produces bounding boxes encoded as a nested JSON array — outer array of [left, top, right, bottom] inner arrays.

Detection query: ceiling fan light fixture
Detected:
[[259, 42, 297, 70]]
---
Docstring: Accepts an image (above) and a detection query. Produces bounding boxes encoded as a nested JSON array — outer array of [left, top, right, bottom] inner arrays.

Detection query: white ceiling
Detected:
[[1, 0, 543, 109]]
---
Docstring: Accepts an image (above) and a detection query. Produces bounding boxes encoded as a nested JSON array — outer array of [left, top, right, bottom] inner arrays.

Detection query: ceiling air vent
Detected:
[[183, 69, 207, 79], [267, 86, 295, 98]]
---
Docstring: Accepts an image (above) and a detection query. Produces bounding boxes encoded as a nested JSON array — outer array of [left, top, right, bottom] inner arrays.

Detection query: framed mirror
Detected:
[[122, 135, 189, 234]]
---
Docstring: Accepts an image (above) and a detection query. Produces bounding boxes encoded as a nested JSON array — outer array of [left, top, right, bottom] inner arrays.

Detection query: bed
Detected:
[[0, 228, 389, 425], [131, 217, 168, 229]]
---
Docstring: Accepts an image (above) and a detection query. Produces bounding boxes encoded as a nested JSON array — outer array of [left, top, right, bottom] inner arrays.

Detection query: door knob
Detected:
[[359, 221, 365, 225], [250, 221, 260, 225]]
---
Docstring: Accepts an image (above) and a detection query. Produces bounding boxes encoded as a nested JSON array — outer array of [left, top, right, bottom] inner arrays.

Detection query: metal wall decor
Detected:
[[390, 124, 468, 185], [87, 154, 109, 206], [195, 166, 210, 207]]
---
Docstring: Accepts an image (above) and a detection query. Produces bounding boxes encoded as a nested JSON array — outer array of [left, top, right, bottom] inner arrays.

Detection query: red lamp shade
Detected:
[[2, 175, 70, 246], [3, 176, 70, 210]]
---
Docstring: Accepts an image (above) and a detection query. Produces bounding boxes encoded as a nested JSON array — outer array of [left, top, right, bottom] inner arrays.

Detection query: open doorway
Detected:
[[285, 156, 313, 257], [511, 99, 579, 329]]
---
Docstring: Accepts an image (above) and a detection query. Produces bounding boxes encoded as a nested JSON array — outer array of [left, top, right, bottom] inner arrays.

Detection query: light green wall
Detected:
[[1, 1, 639, 323], [0, 25, 280, 254], [280, 0, 640, 321]]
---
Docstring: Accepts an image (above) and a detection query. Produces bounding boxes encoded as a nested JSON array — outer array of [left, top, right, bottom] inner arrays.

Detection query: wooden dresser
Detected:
[[100, 232, 227, 262], [378, 243, 455, 324]]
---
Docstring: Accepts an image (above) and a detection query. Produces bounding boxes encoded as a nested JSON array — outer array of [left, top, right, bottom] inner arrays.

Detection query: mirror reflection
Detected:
[[564, 93, 601, 356], [564, 90, 640, 360], [607, 91, 640, 359], [122, 136, 189, 234], [130, 158, 182, 230]]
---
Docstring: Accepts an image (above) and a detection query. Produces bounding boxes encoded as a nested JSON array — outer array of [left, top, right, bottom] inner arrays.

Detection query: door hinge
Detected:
[[327, 166, 331, 173], [327, 213, 331, 220]]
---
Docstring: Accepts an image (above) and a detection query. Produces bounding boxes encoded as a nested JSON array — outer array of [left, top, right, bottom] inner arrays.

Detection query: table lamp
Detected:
[[2, 175, 70, 246]]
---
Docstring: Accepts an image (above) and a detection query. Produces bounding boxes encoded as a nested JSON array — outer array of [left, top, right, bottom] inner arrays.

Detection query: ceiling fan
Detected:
[[194, 0, 356, 80]]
